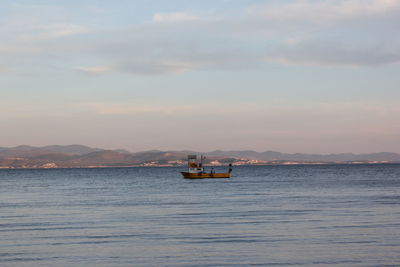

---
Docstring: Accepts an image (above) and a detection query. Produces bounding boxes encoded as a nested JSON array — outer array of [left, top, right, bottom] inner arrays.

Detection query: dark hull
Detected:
[[180, 172, 230, 179]]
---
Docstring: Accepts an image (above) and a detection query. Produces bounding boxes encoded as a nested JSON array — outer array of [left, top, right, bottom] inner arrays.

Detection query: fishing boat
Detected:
[[180, 155, 232, 179]]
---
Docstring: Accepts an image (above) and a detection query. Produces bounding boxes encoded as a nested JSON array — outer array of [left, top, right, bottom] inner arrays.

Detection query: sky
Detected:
[[1, 0, 399, 153]]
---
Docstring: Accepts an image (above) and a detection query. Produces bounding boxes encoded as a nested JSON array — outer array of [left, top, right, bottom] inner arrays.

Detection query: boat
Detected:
[[180, 155, 232, 179]]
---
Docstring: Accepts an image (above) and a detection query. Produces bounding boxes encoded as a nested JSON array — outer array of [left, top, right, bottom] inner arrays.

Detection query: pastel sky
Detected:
[[1, 0, 399, 153]]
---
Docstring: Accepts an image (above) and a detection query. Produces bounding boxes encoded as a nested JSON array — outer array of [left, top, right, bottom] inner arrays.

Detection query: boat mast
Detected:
[[200, 155, 205, 173]]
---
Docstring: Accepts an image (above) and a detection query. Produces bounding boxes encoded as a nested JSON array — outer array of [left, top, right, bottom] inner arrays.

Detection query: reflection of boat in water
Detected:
[[180, 155, 232, 179]]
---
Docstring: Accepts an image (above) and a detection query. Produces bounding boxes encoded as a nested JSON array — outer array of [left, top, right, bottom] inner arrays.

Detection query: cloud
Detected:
[[247, 0, 400, 25], [77, 102, 244, 116], [1, 3, 88, 41], [153, 12, 198, 23], [96, 2, 400, 70], [114, 60, 198, 75], [77, 61, 200, 75], [246, 0, 400, 66], [266, 40, 400, 66], [0, 65, 11, 73], [110, 53, 257, 75], [77, 100, 400, 118], [1, 0, 400, 75], [77, 65, 113, 74], [24, 24, 87, 40]]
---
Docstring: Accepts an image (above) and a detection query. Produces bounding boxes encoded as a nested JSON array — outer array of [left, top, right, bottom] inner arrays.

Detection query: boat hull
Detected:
[[181, 172, 230, 179]]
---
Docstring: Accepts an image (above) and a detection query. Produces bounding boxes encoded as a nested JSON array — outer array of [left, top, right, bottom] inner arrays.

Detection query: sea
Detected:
[[0, 164, 399, 267]]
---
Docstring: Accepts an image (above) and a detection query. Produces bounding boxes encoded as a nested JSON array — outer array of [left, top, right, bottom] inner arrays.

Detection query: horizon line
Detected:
[[1, 144, 399, 155]]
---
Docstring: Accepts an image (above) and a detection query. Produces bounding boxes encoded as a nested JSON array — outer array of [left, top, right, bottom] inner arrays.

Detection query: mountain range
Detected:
[[0, 145, 399, 168]]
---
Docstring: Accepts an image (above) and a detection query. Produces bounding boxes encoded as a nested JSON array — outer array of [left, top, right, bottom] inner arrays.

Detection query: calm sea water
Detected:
[[0, 164, 399, 267]]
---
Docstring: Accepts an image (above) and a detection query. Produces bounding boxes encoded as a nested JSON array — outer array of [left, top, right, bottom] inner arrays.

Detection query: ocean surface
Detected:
[[0, 164, 399, 267]]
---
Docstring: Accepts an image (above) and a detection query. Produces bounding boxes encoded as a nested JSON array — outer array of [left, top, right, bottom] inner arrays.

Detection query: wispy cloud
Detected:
[[153, 12, 198, 23], [1, 0, 400, 75], [76, 101, 400, 117], [76, 65, 113, 74], [247, 0, 400, 24], [114, 60, 199, 75], [266, 41, 400, 66], [77, 102, 248, 116], [76, 0, 400, 70], [0, 65, 11, 73], [19, 24, 88, 40], [250, 0, 400, 66]]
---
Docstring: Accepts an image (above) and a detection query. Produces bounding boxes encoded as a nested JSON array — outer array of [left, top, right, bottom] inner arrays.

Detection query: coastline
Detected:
[[0, 161, 398, 170]]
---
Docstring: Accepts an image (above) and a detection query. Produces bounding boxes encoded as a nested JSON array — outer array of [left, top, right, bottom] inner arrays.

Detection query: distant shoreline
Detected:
[[2, 145, 400, 169], [1, 161, 399, 170]]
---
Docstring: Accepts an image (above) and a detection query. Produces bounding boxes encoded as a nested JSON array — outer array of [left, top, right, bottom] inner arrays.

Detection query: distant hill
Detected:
[[205, 150, 400, 162], [0, 144, 102, 158], [0, 145, 399, 168], [40, 145, 103, 155]]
